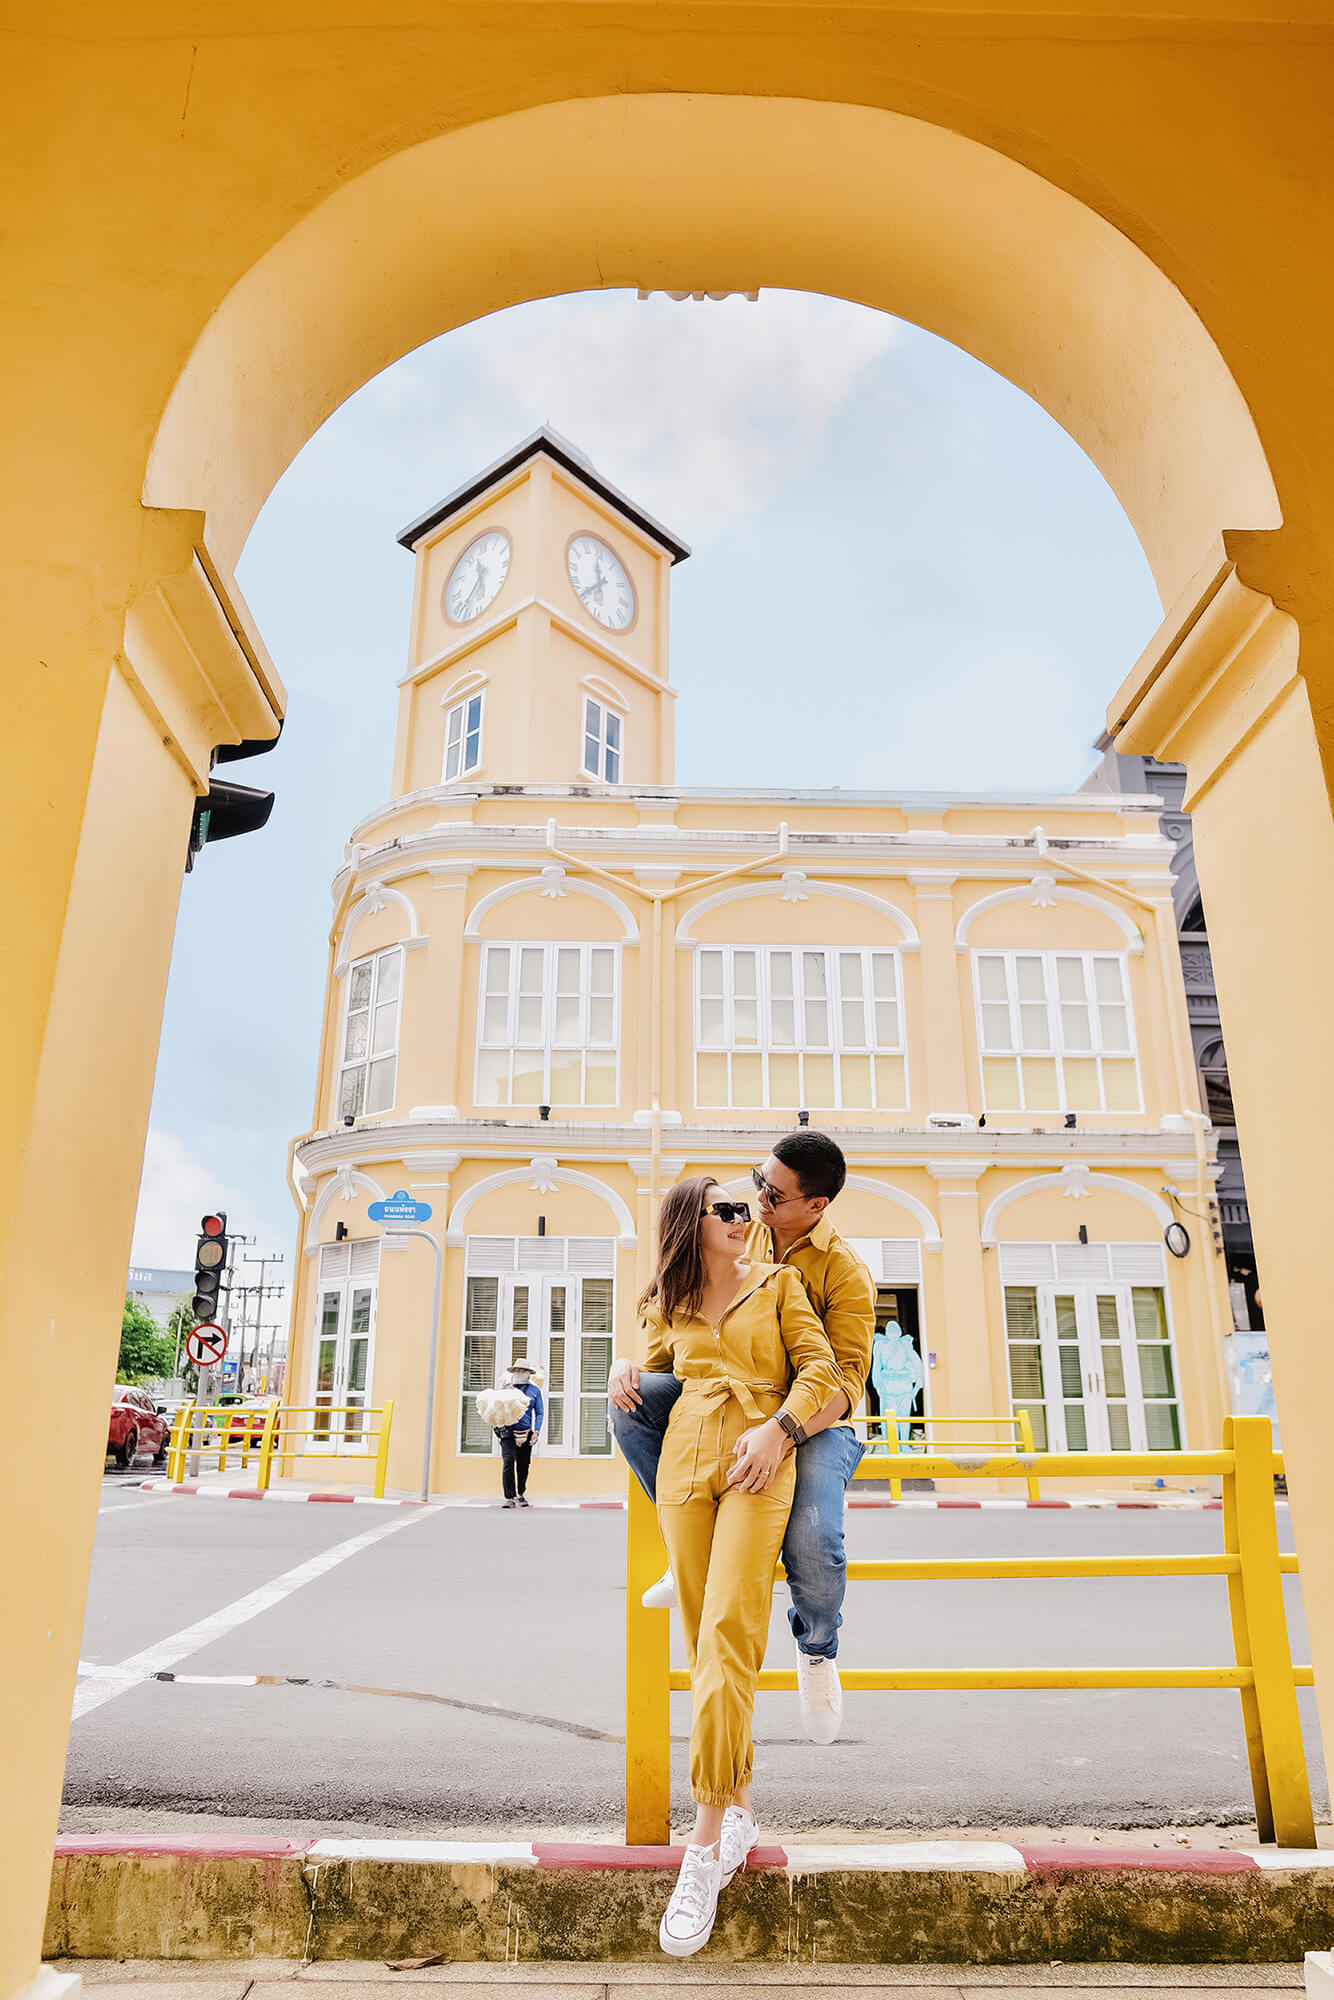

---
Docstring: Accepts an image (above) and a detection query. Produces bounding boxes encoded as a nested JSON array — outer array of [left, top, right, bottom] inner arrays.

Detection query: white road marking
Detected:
[[97, 1497, 169, 1515], [71, 1507, 430, 1721]]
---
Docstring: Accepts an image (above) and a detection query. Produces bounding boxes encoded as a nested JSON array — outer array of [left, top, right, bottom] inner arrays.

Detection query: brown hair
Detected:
[[638, 1175, 719, 1326]]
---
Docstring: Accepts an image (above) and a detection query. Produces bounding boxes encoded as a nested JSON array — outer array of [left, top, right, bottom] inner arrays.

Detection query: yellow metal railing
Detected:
[[624, 1414, 1314, 1847], [854, 1410, 1041, 1501], [166, 1398, 395, 1497]]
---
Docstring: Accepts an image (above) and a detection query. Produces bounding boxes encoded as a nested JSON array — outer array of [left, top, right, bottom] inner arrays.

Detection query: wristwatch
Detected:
[[776, 1411, 808, 1447]]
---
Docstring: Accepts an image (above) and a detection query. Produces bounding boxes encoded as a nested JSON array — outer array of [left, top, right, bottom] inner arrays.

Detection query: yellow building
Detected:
[[286, 431, 1232, 1496]]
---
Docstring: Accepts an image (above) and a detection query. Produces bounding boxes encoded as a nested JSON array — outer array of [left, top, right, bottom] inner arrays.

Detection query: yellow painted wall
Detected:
[[8, 11, 1334, 1989]]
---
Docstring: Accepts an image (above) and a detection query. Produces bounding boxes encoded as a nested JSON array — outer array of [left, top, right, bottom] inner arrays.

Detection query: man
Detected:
[[609, 1128, 875, 1744]]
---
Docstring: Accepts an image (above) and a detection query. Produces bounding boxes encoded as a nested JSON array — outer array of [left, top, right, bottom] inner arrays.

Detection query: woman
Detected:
[[638, 1176, 841, 1957]]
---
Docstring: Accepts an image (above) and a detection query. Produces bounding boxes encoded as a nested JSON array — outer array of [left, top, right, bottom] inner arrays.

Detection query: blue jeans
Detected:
[[612, 1371, 865, 1660]]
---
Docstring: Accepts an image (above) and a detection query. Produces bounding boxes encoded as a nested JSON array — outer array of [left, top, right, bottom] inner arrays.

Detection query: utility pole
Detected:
[[240, 1252, 286, 1390]]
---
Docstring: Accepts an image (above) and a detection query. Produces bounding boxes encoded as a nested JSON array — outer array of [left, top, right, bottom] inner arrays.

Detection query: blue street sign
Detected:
[[367, 1188, 433, 1227]]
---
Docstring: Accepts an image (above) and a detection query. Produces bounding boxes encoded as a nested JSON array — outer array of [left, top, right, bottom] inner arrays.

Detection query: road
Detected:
[[65, 1472, 1325, 1837]]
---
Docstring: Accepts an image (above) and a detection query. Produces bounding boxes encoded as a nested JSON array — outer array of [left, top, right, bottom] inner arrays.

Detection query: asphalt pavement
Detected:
[[64, 1474, 1326, 1837]]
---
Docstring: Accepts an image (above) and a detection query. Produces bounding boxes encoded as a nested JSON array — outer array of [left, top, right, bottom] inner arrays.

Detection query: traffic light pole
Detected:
[[385, 1227, 442, 1503]]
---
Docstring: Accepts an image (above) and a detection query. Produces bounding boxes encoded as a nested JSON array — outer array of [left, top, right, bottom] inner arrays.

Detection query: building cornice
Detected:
[[291, 1116, 1214, 1193], [332, 817, 1176, 909]]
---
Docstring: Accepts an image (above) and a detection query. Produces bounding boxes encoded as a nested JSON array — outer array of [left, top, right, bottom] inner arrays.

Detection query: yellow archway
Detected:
[[8, 23, 1334, 1996], [147, 93, 1277, 601]]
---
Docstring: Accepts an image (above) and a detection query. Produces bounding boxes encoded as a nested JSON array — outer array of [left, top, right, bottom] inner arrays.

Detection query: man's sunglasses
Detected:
[[751, 1165, 798, 1207], [704, 1199, 752, 1225]]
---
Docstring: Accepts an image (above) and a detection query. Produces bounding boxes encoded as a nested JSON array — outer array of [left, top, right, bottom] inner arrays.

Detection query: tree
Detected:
[[117, 1295, 177, 1384], [166, 1296, 199, 1390]]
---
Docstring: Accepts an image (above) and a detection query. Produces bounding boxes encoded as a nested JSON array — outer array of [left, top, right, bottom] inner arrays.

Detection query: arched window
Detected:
[[1198, 1037, 1233, 1126], [1179, 894, 1206, 936]]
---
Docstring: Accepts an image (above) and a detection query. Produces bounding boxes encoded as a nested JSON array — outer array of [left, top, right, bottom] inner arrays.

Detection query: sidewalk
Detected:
[[134, 1478, 1242, 1512], [45, 1959, 1311, 1994]]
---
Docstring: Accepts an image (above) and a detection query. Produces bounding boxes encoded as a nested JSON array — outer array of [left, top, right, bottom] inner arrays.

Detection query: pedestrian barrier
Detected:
[[166, 1398, 395, 1497], [855, 1409, 1041, 1501], [623, 1414, 1314, 1848]]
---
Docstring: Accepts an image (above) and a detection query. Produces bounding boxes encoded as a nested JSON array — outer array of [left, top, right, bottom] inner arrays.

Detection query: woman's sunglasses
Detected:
[[703, 1199, 752, 1224]]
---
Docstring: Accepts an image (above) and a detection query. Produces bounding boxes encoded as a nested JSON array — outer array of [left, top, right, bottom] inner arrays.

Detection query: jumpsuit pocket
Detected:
[[656, 1403, 705, 1505]]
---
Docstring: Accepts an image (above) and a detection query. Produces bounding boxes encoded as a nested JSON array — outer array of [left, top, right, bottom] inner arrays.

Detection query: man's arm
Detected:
[[820, 1250, 878, 1427]]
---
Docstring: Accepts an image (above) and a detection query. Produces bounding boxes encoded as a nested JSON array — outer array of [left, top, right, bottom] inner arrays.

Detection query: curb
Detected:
[[136, 1481, 1239, 1511], [45, 1834, 1334, 1964]]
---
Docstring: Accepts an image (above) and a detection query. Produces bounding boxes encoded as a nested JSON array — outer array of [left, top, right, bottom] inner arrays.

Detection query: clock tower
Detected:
[[389, 429, 689, 797]]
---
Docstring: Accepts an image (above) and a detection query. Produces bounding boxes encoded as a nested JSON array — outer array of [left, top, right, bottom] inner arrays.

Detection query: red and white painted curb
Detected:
[[50, 1832, 1334, 1873], [137, 1480, 1241, 1511]]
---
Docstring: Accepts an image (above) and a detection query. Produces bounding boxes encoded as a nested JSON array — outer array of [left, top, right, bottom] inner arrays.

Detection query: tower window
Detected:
[[444, 693, 484, 782], [581, 697, 622, 784], [338, 946, 403, 1120]]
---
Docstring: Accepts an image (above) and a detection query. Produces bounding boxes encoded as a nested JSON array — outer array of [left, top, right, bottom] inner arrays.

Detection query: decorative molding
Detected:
[[303, 1167, 388, 1254], [335, 881, 423, 976], [444, 1162, 637, 1248], [842, 1174, 942, 1252], [955, 883, 1144, 953], [628, 1156, 687, 1180], [438, 668, 488, 706], [675, 880, 921, 949], [980, 1167, 1173, 1247], [464, 873, 640, 942], [580, 672, 630, 715]]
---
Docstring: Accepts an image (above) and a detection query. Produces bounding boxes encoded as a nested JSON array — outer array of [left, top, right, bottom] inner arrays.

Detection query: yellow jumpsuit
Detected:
[[640, 1263, 843, 1805]]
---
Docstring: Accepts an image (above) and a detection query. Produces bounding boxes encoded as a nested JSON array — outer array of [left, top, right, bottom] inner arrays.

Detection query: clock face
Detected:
[[443, 530, 510, 624], [568, 535, 635, 630]]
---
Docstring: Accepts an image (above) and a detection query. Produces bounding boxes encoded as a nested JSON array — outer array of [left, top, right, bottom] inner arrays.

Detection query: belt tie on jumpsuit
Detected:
[[678, 1377, 782, 1424]]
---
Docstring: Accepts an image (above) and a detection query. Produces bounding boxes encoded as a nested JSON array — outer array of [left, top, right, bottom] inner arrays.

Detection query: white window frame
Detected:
[[1001, 1271, 1185, 1455], [459, 1238, 617, 1459], [336, 945, 404, 1121], [693, 943, 908, 1111], [474, 941, 620, 1108], [310, 1239, 381, 1454], [443, 690, 485, 782], [971, 948, 1141, 1114], [581, 695, 622, 784]]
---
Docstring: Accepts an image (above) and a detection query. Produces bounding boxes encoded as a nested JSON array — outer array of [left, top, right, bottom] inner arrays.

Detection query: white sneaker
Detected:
[[719, 1805, 758, 1888], [659, 1841, 723, 1956], [641, 1567, 678, 1610], [796, 1646, 843, 1745]]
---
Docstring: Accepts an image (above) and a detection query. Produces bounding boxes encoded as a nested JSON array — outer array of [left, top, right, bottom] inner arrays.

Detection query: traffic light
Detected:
[[192, 1211, 228, 1324], [185, 721, 282, 872]]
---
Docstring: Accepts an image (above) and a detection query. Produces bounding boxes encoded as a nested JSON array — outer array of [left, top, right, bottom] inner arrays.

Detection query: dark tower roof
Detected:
[[396, 426, 692, 563]]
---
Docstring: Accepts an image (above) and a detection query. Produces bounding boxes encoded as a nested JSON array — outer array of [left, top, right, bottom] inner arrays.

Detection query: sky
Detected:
[[130, 287, 1163, 1290]]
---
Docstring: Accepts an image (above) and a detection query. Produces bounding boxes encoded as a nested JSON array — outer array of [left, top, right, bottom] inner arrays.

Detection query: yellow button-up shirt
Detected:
[[639, 1262, 843, 1433], [744, 1212, 876, 1426]]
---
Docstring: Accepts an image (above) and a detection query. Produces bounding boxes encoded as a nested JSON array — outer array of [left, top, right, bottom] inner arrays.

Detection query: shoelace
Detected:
[[803, 1657, 832, 1702], [670, 1846, 718, 1924]]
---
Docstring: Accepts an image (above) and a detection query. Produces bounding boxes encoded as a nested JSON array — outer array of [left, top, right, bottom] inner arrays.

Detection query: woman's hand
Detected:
[[727, 1418, 787, 1494], [608, 1358, 642, 1412]]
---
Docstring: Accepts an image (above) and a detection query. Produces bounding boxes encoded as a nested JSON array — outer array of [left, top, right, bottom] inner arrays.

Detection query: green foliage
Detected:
[[117, 1295, 177, 1384]]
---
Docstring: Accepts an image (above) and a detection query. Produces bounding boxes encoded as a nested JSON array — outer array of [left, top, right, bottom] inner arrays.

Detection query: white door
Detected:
[[460, 1257, 615, 1459], [1006, 1280, 1183, 1454], [310, 1242, 379, 1452]]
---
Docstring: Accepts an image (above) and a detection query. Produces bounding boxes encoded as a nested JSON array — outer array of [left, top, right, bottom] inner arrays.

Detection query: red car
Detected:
[[107, 1387, 171, 1467]]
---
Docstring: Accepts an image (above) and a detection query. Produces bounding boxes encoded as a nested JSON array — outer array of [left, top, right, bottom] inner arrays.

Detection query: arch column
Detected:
[[925, 1162, 1005, 1421], [909, 872, 969, 1115], [1114, 562, 1334, 1799]]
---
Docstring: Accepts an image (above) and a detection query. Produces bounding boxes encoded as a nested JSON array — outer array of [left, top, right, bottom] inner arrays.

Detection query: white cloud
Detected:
[[373, 290, 899, 537], [130, 1129, 260, 1270]]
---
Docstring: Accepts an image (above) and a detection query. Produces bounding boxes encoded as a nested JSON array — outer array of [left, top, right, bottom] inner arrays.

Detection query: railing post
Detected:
[[625, 1474, 671, 1844], [256, 1399, 281, 1492], [167, 1402, 193, 1484], [1227, 1414, 1314, 1846], [374, 1399, 394, 1498], [885, 1413, 902, 1502], [1017, 1410, 1041, 1502]]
